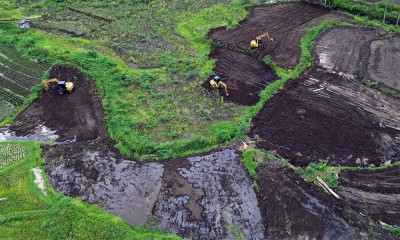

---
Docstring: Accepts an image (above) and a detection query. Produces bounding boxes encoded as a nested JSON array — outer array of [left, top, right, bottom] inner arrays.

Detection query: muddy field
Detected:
[[256, 161, 398, 239], [338, 166, 400, 226], [3, 2, 400, 239], [209, 2, 350, 68], [251, 27, 400, 167], [315, 27, 400, 90], [9, 66, 106, 142], [204, 47, 276, 105]]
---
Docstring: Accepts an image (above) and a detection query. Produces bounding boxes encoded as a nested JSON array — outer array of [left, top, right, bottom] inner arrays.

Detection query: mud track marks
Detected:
[[256, 161, 398, 239], [209, 2, 349, 68], [338, 166, 400, 225], [153, 149, 264, 239], [251, 68, 400, 166]]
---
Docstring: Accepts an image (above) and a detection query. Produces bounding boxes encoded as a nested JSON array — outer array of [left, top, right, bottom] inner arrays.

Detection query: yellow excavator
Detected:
[[42, 78, 74, 95], [250, 32, 273, 48], [210, 76, 229, 96]]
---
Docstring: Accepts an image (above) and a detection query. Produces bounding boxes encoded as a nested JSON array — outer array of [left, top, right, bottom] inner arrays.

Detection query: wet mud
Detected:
[[9, 66, 106, 142], [153, 149, 264, 240], [44, 141, 163, 227], [209, 2, 350, 68], [338, 166, 400, 226], [255, 161, 398, 239], [315, 27, 400, 91], [204, 47, 276, 105]]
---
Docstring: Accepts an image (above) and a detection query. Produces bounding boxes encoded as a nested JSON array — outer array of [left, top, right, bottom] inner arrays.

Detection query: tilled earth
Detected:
[[209, 2, 350, 68], [8, 66, 106, 143], [338, 166, 400, 226], [2, 3, 400, 240], [315, 27, 400, 90], [251, 27, 400, 167], [204, 47, 276, 105], [256, 161, 398, 239], [251, 67, 400, 167]]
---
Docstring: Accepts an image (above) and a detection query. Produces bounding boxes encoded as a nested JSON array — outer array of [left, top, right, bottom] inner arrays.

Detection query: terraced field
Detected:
[[0, 45, 50, 122]]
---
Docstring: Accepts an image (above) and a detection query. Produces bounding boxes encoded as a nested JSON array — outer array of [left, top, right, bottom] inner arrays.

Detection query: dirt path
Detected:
[[204, 47, 276, 105], [315, 27, 400, 91], [209, 2, 350, 68]]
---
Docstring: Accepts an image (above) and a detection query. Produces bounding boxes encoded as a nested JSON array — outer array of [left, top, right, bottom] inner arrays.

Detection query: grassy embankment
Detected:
[[0, 141, 178, 239], [0, 1, 259, 160]]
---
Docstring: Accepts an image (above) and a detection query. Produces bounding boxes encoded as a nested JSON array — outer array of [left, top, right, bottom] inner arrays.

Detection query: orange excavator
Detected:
[[41, 78, 74, 95], [250, 32, 273, 48]]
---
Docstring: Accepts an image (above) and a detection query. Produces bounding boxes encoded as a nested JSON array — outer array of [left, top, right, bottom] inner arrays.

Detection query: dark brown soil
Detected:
[[9, 66, 106, 142], [314, 27, 400, 91], [209, 2, 350, 68], [256, 161, 397, 239], [203, 47, 276, 105], [251, 67, 400, 167], [337, 166, 400, 225]]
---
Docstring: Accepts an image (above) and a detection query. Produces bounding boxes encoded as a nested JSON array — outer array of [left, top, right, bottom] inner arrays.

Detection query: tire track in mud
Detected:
[[338, 166, 400, 226], [256, 161, 398, 239]]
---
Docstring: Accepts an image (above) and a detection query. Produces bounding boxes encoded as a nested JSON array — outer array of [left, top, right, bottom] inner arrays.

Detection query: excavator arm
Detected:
[[41, 78, 59, 90], [210, 78, 229, 96], [217, 81, 229, 96]]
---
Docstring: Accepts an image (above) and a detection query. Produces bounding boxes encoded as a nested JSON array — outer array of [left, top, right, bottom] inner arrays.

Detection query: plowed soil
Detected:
[[9, 66, 106, 142], [338, 166, 400, 225], [256, 161, 398, 239], [315, 27, 400, 91], [251, 67, 400, 167], [209, 2, 350, 68], [204, 47, 276, 105]]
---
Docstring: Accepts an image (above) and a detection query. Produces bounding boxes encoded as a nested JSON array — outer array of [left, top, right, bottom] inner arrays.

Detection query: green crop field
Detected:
[[0, 44, 50, 123]]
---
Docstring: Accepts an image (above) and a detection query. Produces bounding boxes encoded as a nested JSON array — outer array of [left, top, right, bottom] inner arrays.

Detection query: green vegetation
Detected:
[[328, 0, 400, 25], [295, 160, 400, 189], [0, 44, 50, 124], [0, 1, 259, 159], [0, 141, 179, 239], [362, 78, 400, 98], [241, 147, 265, 177], [386, 226, 400, 238]]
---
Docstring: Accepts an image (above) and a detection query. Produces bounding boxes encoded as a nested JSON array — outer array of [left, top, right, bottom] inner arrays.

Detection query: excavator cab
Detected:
[[57, 81, 74, 95], [250, 32, 273, 48], [42, 78, 74, 95]]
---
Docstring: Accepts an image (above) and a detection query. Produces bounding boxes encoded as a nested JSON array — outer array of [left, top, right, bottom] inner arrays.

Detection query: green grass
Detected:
[[362, 78, 400, 98], [0, 1, 398, 161], [0, 141, 179, 239], [0, 1, 258, 160]]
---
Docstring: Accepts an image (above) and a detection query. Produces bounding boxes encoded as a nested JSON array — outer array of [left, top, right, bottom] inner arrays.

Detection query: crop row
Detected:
[[0, 75, 30, 97], [0, 46, 50, 74], [0, 54, 44, 79], [0, 144, 27, 170], [0, 64, 40, 87]]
